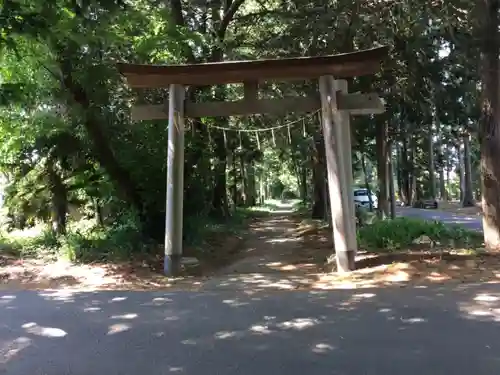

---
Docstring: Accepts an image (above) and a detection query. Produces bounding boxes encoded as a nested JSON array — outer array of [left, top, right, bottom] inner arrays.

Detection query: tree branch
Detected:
[[217, 0, 246, 40]]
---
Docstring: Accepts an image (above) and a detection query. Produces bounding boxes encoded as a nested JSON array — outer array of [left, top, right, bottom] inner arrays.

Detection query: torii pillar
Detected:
[[117, 46, 388, 275], [319, 76, 358, 271]]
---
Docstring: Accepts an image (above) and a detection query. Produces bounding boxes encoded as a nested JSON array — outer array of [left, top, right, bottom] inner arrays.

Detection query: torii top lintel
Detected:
[[117, 46, 388, 88]]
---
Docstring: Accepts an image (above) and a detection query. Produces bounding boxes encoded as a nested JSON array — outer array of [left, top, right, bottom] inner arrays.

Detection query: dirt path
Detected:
[[200, 212, 322, 290]]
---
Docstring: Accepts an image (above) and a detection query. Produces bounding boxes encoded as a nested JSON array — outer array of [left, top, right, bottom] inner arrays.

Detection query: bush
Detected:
[[357, 217, 483, 251], [59, 215, 147, 262], [0, 205, 262, 264], [0, 226, 59, 258]]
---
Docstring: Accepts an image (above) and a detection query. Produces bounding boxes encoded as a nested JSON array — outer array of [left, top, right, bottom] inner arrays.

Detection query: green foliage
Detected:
[[0, 226, 59, 258], [357, 217, 483, 251], [58, 217, 146, 262], [0, 0, 488, 266]]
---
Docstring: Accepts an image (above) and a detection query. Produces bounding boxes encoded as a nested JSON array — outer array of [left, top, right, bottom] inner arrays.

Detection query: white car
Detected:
[[353, 188, 378, 209]]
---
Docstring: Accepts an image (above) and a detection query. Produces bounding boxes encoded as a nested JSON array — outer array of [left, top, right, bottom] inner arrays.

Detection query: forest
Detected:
[[0, 0, 499, 279]]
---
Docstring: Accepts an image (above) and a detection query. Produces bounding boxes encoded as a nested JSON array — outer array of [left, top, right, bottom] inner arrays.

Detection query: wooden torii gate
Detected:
[[117, 46, 388, 275]]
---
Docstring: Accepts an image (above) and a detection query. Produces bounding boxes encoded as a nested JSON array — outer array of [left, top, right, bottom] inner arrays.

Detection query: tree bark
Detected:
[[375, 120, 389, 217], [246, 161, 256, 206], [458, 142, 465, 203], [479, 0, 500, 249], [462, 133, 475, 207], [396, 142, 404, 203], [429, 122, 436, 199], [47, 158, 68, 236], [400, 137, 412, 205], [388, 142, 396, 219], [311, 131, 327, 219], [361, 152, 374, 211]]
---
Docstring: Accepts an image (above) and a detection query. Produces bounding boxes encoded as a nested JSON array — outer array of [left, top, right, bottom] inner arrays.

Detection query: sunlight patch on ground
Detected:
[[0, 337, 31, 364], [214, 331, 240, 339], [83, 307, 101, 312], [400, 317, 427, 324], [276, 318, 319, 330], [249, 324, 273, 334], [458, 292, 500, 322], [266, 237, 300, 244], [475, 294, 500, 302], [168, 367, 184, 373], [312, 343, 336, 354], [22, 322, 67, 338], [107, 323, 131, 335], [110, 296, 128, 302], [110, 313, 138, 320]]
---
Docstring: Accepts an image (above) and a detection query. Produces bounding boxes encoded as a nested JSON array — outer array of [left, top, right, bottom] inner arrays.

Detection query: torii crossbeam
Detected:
[[117, 46, 389, 275]]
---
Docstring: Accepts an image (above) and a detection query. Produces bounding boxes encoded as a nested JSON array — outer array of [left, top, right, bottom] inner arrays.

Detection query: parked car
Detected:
[[413, 198, 438, 209], [353, 188, 378, 209]]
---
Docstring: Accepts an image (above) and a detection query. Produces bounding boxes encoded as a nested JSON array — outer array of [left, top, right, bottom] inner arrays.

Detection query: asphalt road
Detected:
[[398, 207, 483, 231], [2, 286, 500, 374]]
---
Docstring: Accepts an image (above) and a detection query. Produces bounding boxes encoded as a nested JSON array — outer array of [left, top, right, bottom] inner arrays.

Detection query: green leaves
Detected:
[[358, 217, 483, 251]]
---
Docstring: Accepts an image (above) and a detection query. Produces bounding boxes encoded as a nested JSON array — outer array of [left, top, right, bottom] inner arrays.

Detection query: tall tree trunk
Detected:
[[388, 142, 396, 219], [361, 152, 374, 211], [230, 148, 239, 208], [408, 141, 417, 204], [462, 133, 475, 207], [299, 166, 308, 201], [47, 158, 68, 236], [428, 123, 436, 199], [439, 167, 447, 200], [211, 126, 229, 217], [396, 142, 404, 203], [311, 132, 326, 219], [401, 137, 412, 205], [246, 161, 256, 206], [446, 157, 451, 199], [479, 0, 500, 249], [458, 142, 465, 202], [239, 152, 247, 205], [94, 197, 104, 226], [375, 120, 389, 217]]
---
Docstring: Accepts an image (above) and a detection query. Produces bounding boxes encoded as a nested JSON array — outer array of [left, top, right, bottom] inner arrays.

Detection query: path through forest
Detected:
[[201, 201, 325, 291]]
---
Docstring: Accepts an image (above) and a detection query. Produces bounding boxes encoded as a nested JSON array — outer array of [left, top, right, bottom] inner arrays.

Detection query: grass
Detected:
[[356, 216, 483, 251]]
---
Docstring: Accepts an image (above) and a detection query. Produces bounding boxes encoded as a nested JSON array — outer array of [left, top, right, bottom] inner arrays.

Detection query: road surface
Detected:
[[398, 207, 483, 231], [2, 286, 500, 374]]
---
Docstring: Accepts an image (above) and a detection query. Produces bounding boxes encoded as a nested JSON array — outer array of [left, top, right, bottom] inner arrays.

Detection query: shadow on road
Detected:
[[2, 284, 500, 374]]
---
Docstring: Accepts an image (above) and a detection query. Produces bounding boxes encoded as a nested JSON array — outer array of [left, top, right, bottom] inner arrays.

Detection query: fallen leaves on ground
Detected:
[[0, 231, 245, 291]]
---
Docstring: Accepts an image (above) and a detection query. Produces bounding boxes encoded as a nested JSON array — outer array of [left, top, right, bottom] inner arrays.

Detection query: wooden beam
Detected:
[[131, 93, 384, 120], [338, 92, 385, 115], [118, 46, 389, 87]]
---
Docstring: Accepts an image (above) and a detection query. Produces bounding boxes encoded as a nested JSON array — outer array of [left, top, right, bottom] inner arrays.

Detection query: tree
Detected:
[[478, 0, 500, 249]]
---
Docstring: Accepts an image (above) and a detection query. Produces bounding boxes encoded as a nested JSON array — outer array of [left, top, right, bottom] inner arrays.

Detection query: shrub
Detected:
[[59, 215, 147, 262], [357, 217, 483, 251]]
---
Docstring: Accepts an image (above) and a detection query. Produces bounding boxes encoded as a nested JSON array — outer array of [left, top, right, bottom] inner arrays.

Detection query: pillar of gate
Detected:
[[318, 76, 357, 272], [164, 84, 186, 275]]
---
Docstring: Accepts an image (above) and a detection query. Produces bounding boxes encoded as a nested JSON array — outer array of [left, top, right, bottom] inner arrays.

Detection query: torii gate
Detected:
[[117, 46, 388, 275]]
